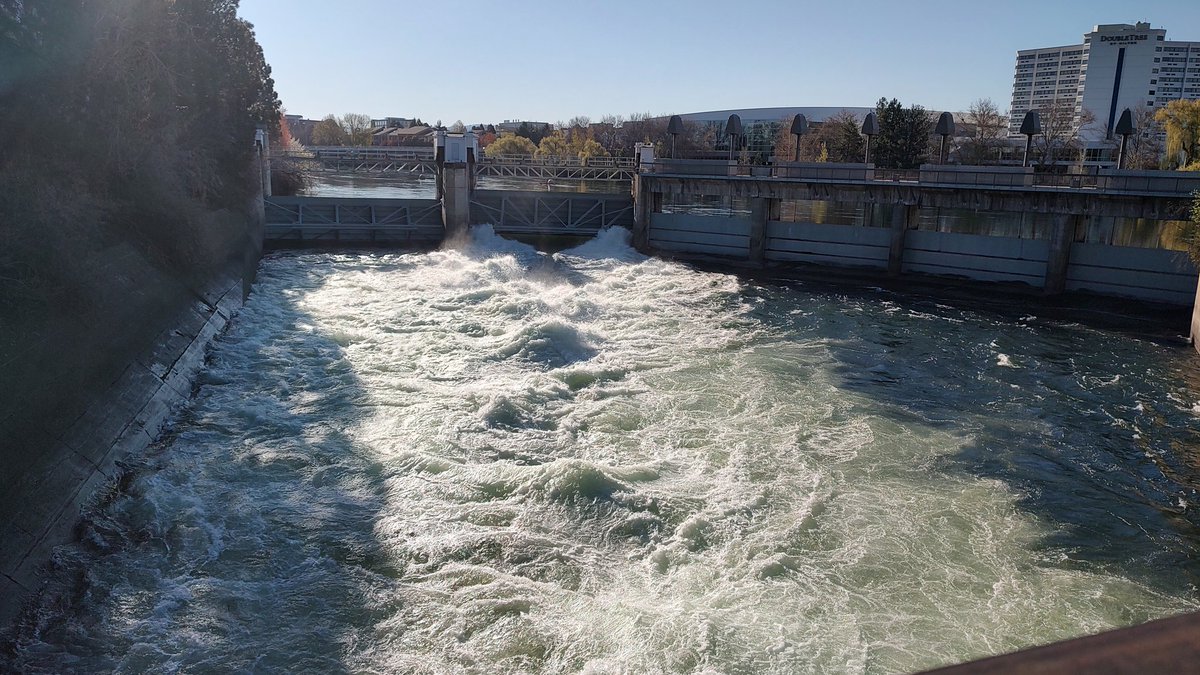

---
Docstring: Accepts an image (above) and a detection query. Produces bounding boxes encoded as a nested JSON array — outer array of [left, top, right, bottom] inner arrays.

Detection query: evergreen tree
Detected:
[[873, 98, 935, 169]]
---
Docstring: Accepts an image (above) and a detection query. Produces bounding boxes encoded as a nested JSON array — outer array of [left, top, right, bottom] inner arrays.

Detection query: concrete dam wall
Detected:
[[0, 208, 263, 627]]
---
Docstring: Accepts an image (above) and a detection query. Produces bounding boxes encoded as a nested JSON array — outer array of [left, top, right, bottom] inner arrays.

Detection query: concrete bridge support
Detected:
[[888, 204, 915, 276], [435, 130, 478, 240], [632, 172, 662, 251], [441, 164, 471, 238], [1044, 213, 1076, 295], [748, 198, 778, 265]]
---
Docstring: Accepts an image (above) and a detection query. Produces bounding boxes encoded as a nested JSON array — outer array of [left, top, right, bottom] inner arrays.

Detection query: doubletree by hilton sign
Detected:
[[1100, 34, 1149, 44]]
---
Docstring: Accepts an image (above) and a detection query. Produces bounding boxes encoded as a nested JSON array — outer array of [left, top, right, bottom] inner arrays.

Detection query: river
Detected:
[[4, 226, 1200, 674]]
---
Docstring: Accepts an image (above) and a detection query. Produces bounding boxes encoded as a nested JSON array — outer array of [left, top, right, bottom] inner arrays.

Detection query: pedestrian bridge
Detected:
[[276, 147, 637, 181], [264, 190, 635, 244]]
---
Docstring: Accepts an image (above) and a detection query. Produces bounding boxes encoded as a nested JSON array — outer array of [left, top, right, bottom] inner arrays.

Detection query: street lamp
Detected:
[[935, 111, 955, 164], [1115, 108, 1134, 170], [790, 114, 808, 162], [861, 112, 878, 164], [667, 115, 684, 159], [725, 114, 743, 161], [1020, 111, 1041, 168]]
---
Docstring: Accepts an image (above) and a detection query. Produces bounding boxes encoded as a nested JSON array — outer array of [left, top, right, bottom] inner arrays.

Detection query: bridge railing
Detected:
[[470, 190, 635, 233], [302, 146, 435, 161], [480, 154, 637, 168], [643, 160, 1200, 197]]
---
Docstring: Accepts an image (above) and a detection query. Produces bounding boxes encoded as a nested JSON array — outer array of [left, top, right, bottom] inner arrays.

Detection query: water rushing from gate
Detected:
[[7, 227, 1200, 673]]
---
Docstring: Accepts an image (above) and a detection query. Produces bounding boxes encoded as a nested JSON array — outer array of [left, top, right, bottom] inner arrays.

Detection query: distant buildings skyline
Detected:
[[1009, 21, 1200, 154]]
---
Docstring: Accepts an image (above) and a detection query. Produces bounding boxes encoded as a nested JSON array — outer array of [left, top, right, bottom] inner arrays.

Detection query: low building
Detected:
[[283, 114, 318, 146], [371, 125, 435, 147], [496, 120, 551, 136], [371, 117, 415, 129]]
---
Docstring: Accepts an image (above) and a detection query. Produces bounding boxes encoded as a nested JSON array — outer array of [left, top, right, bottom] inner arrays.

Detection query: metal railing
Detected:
[[643, 160, 1200, 197], [481, 154, 637, 168]]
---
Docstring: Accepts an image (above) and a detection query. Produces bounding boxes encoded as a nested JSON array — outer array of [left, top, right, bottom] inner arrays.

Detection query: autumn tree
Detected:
[[957, 98, 1009, 165], [1155, 99, 1200, 169], [341, 113, 373, 146], [0, 0, 281, 469], [536, 131, 572, 157], [576, 138, 609, 161], [485, 135, 537, 157], [312, 115, 347, 145], [786, 111, 865, 163]]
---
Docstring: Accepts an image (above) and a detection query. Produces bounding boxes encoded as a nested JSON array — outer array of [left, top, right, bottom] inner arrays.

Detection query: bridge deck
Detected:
[[265, 191, 636, 245]]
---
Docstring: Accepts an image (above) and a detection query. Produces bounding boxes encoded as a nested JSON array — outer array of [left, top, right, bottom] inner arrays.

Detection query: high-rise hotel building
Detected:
[[1009, 22, 1200, 152]]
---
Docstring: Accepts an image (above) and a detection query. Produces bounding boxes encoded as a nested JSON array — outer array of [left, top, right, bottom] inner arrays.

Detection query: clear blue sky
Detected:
[[238, 0, 1200, 124]]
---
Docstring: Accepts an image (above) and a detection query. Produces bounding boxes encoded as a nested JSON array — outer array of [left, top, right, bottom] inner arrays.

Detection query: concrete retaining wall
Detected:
[[0, 276, 247, 627], [648, 213, 751, 257], [1067, 243, 1198, 305], [1, 174, 264, 627], [765, 221, 890, 269], [902, 230, 1051, 287]]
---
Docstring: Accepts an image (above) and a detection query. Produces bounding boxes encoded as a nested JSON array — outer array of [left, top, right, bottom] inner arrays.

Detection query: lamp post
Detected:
[[790, 114, 808, 162], [1020, 111, 1041, 168], [1114, 108, 1134, 170], [861, 112, 878, 164], [667, 115, 684, 159], [935, 111, 955, 164], [725, 114, 743, 161]]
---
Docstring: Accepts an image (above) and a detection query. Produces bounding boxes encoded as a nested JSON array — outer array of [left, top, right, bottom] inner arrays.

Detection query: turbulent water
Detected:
[[302, 173, 626, 199], [6, 227, 1200, 674]]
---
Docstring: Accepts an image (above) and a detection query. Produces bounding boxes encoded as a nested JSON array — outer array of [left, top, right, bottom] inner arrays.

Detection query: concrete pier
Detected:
[[440, 164, 471, 239]]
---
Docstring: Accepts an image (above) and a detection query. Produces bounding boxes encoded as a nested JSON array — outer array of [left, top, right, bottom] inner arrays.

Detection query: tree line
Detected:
[[1, 0, 280, 307], [302, 96, 1200, 171]]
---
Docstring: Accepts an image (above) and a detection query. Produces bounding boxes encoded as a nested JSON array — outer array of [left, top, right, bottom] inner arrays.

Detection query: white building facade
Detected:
[[1009, 22, 1200, 159]]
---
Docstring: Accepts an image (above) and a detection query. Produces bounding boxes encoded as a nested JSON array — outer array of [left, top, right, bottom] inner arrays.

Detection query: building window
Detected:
[[1149, 90, 1156, 95]]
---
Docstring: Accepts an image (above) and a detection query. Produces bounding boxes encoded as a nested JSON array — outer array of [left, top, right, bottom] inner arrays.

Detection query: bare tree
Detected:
[[1128, 104, 1164, 169], [957, 98, 1008, 165], [1028, 99, 1096, 168], [340, 113, 374, 146]]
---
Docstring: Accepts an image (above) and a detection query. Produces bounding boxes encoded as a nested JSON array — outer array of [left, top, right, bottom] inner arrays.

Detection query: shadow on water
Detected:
[[741, 277, 1200, 601], [1, 254, 401, 674]]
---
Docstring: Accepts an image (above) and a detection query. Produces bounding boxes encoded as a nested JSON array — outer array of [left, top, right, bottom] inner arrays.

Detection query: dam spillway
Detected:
[[4, 227, 1200, 673]]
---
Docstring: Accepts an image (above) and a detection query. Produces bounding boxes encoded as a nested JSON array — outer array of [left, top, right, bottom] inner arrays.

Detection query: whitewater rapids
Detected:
[[5, 226, 1200, 674]]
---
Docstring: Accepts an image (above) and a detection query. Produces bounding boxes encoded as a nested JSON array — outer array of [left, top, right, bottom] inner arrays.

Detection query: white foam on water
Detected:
[[6, 226, 1198, 674]]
